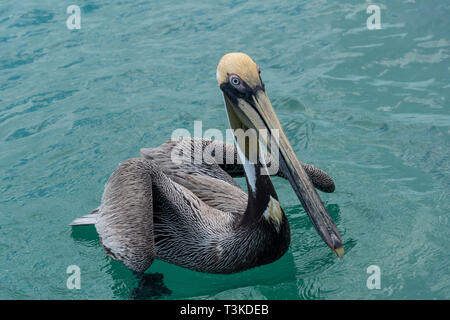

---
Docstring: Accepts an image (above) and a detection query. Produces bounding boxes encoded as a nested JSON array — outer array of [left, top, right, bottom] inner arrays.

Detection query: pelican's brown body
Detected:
[[71, 53, 343, 275]]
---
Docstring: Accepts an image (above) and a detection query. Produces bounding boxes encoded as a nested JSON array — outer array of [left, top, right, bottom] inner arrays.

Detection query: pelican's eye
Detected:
[[230, 75, 241, 86], [228, 74, 247, 93]]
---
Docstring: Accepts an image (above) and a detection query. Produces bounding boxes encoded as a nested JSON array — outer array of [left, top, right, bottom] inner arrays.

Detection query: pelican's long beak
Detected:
[[217, 53, 344, 258]]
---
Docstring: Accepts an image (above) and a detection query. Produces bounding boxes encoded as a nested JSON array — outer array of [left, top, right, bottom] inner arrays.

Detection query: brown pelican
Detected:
[[71, 53, 343, 277]]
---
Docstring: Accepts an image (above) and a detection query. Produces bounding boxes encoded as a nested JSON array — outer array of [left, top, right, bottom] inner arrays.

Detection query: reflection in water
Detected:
[[69, 202, 352, 299], [69, 222, 299, 299], [286, 202, 357, 299], [71, 225, 172, 299], [131, 273, 172, 300], [70, 225, 98, 246]]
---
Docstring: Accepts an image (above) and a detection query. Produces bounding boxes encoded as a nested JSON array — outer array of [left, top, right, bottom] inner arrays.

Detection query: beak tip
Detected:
[[334, 246, 344, 259]]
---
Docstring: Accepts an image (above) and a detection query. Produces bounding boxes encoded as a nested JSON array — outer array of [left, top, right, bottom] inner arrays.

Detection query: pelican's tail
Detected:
[[70, 209, 99, 226]]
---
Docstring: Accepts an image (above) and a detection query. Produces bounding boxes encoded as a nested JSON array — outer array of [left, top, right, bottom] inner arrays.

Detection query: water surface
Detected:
[[0, 0, 449, 299]]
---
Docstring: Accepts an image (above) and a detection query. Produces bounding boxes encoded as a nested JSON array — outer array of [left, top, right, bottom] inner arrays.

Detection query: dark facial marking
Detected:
[[220, 74, 265, 107]]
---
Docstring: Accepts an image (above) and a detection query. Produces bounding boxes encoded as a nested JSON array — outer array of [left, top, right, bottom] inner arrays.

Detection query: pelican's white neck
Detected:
[[234, 139, 257, 193]]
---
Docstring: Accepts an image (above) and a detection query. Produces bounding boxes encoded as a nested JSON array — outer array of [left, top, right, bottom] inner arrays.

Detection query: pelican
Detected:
[[71, 53, 343, 277]]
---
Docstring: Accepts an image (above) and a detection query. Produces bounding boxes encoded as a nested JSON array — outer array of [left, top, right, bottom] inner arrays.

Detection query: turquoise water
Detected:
[[0, 0, 449, 299]]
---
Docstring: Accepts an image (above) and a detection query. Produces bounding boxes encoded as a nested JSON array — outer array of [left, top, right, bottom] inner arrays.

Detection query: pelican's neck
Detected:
[[234, 140, 258, 193], [234, 140, 279, 227]]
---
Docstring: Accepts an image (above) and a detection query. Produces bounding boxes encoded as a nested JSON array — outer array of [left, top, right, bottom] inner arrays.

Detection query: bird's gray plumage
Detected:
[[71, 137, 335, 274], [140, 137, 334, 193]]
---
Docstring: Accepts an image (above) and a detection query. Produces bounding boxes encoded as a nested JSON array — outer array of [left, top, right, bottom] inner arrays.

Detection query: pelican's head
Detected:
[[217, 52, 344, 258]]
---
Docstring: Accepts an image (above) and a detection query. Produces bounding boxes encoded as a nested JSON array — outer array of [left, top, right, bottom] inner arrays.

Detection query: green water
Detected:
[[0, 0, 449, 299]]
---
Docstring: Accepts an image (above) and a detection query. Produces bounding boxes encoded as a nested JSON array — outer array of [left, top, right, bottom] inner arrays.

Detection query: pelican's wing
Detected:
[[174, 173, 247, 215], [141, 137, 335, 193], [141, 138, 249, 214], [140, 137, 241, 189], [71, 157, 241, 272], [94, 158, 156, 273]]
